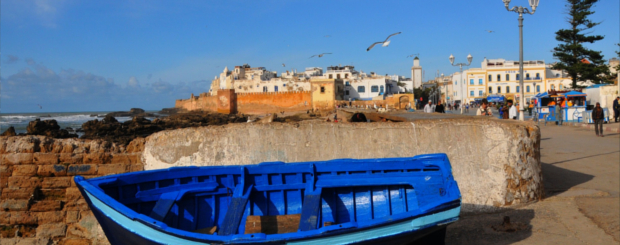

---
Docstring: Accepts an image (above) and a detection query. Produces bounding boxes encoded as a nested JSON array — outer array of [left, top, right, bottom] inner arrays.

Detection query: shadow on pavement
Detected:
[[542, 162, 594, 197], [445, 205, 535, 245], [545, 151, 619, 165]]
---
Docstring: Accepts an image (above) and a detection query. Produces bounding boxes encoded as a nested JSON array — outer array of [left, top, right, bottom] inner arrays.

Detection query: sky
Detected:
[[1, 0, 618, 113]]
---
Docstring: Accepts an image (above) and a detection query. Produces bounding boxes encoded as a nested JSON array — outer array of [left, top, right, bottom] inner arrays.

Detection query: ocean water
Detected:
[[0, 111, 159, 135]]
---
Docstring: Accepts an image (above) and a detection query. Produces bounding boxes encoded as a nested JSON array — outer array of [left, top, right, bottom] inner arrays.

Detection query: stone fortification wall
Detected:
[[0, 136, 145, 244], [174, 92, 218, 112], [143, 119, 543, 213], [236, 91, 312, 114], [337, 94, 414, 109]]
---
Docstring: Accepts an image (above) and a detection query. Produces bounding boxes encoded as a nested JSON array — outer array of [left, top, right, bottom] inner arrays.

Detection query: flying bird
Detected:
[[485, 30, 495, 33], [37, 104, 42, 109], [282, 63, 286, 67], [309, 53, 332, 58], [367, 32, 401, 51]]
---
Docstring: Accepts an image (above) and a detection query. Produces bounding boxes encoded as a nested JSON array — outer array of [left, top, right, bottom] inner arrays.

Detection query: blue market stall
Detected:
[[486, 94, 505, 103]]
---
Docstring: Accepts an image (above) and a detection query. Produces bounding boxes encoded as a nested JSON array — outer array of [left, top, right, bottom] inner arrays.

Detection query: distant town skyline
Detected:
[[1, 0, 618, 113]]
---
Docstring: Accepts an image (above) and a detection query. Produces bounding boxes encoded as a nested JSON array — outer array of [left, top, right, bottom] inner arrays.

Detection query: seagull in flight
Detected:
[[37, 104, 42, 109], [309, 53, 332, 58], [407, 53, 419, 58], [367, 32, 401, 51], [282, 63, 286, 67], [485, 30, 495, 33]]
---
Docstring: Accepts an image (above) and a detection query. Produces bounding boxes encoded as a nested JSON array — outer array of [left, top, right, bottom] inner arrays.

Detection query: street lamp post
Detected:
[[503, 0, 539, 121], [449, 54, 473, 114]]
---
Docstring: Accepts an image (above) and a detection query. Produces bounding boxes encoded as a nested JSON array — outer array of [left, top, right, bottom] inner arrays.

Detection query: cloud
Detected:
[[25, 58, 36, 65], [5, 55, 20, 64], [1, 61, 211, 112], [147, 73, 152, 80], [128, 76, 140, 88], [1, 0, 67, 28]]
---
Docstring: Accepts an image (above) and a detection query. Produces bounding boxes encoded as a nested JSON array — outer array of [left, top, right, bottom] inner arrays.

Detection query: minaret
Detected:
[[411, 57, 422, 90]]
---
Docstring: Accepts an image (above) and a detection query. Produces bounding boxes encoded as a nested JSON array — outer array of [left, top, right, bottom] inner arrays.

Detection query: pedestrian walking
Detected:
[[501, 102, 509, 119], [592, 102, 605, 137], [435, 101, 445, 113], [613, 97, 619, 123], [555, 99, 564, 126], [424, 101, 434, 113], [509, 100, 517, 120], [476, 99, 493, 116], [465, 104, 469, 113]]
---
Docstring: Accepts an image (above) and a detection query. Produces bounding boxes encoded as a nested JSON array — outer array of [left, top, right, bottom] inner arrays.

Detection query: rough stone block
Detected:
[[2, 153, 34, 165], [58, 238, 91, 245], [0, 211, 10, 224], [126, 138, 145, 153], [39, 189, 65, 201], [128, 164, 144, 172], [33, 153, 59, 165], [66, 211, 79, 224], [67, 164, 97, 176], [110, 154, 130, 164], [64, 199, 88, 211], [83, 153, 111, 164], [97, 164, 127, 175], [36, 223, 67, 238], [0, 199, 30, 211], [11, 165, 38, 176], [42, 177, 71, 188], [59, 153, 82, 164], [66, 213, 98, 239], [8, 177, 42, 188], [1, 238, 50, 245], [0, 165, 11, 177], [30, 200, 62, 212], [9, 211, 37, 225], [65, 188, 82, 201], [37, 165, 67, 177], [36, 211, 65, 224], [1, 187, 37, 199]]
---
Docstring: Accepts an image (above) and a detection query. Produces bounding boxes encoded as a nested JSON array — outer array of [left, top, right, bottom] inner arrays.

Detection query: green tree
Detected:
[[552, 0, 610, 88]]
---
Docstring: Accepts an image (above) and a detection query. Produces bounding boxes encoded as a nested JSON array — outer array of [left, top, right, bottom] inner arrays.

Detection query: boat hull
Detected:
[[81, 188, 458, 245]]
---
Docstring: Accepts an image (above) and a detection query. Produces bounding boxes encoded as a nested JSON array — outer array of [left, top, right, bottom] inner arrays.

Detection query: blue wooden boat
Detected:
[[75, 153, 461, 244]]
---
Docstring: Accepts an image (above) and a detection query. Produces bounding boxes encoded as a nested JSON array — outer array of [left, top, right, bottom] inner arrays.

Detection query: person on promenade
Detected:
[[465, 103, 469, 113], [501, 102, 509, 119], [476, 99, 493, 116], [435, 101, 445, 113], [424, 101, 434, 113], [509, 100, 517, 120], [555, 98, 564, 126], [613, 97, 619, 123], [592, 102, 605, 137]]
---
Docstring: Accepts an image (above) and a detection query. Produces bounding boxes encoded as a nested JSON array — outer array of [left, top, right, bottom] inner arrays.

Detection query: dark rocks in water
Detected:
[[26, 119, 78, 138], [80, 112, 247, 145], [90, 114, 98, 117], [158, 107, 187, 115], [1, 126, 17, 136], [106, 108, 155, 118]]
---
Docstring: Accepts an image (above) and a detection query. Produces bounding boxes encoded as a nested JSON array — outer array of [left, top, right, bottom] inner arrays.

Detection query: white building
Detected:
[[411, 57, 423, 89]]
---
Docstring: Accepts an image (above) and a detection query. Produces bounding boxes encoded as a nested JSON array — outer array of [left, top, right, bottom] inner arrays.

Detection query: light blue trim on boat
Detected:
[[288, 207, 460, 245], [86, 191, 210, 245]]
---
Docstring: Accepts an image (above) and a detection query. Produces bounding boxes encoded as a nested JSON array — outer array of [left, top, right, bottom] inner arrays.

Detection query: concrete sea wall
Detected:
[[144, 119, 543, 212]]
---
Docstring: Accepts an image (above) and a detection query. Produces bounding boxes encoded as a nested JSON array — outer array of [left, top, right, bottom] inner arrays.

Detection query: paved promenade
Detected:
[[445, 122, 620, 244]]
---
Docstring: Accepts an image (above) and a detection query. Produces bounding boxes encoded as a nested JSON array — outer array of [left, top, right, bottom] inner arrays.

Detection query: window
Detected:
[[455, 81, 457, 85], [470, 91, 474, 96], [551, 85, 555, 90], [329, 74, 333, 79], [536, 85, 540, 92], [559, 84, 563, 90], [526, 86, 530, 92], [263, 86, 268, 92], [358, 86, 365, 93], [517, 86, 520, 92], [380, 85, 384, 94], [489, 86, 493, 94], [526, 73, 530, 79], [274, 86, 278, 92], [506, 74, 510, 81], [345, 82, 350, 86], [371, 86, 379, 92], [345, 74, 349, 78], [283, 84, 286, 87], [479, 79, 483, 85], [497, 74, 501, 81], [470, 79, 474, 85], [556, 74, 560, 78], [535, 73, 540, 79], [497, 86, 502, 93], [320, 86, 325, 93], [506, 86, 510, 93], [516, 74, 520, 80], [337, 74, 341, 79], [345, 90, 349, 95], [479, 90, 483, 96], [488, 75, 492, 81]]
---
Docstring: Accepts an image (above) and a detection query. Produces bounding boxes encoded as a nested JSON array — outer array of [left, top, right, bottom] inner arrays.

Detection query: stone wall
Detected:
[[143, 119, 543, 213], [336, 94, 415, 109], [236, 91, 312, 114], [0, 136, 145, 245]]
